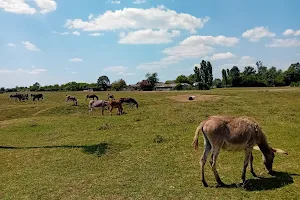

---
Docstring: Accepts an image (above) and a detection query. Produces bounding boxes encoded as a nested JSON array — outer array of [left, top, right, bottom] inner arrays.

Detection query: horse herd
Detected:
[[66, 93, 139, 116], [9, 93, 43, 101]]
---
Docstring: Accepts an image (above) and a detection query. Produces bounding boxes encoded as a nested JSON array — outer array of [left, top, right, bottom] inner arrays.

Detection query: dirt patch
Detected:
[[168, 94, 224, 102]]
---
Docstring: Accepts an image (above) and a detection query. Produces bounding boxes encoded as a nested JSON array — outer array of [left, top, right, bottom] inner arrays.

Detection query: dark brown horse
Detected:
[[119, 97, 138, 108], [86, 94, 99, 100], [31, 94, 43, 101]]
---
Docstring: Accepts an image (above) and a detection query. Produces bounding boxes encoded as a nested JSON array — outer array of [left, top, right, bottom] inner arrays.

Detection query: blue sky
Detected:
[[0, 0, 299, 88]]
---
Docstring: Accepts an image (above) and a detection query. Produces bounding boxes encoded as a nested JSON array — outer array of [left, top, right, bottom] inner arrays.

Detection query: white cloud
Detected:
[[35, 0, 57, 14], [118, 72, 135, 76], [8, 43, 16, 47], [52, 31, 70, 35], [65, 7, 210, 33], [282, 29, 300, 37], [136, 35, 239, 71], [242, 26, 276, 42], [133, 0, 146, 4], [119, 29, 180, 44], [29, 68, 47, 74], [0, 0, 57, 14], [0, 0, 36, 14], [22, 41, 40, 51], [72, 31, 80, 36], [209, 52, 236, 61], [180, 35, 239, 46], [0, 68, 47, 74], [106, 0, 121, 4], [89, 33, 103, 36], [69, 58, 83, 62], [266, 38, 300, 48], [103, 66, 127, 72]]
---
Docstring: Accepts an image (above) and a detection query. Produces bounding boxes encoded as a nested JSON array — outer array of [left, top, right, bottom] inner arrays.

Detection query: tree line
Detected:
[[1, 60, 299, 93]]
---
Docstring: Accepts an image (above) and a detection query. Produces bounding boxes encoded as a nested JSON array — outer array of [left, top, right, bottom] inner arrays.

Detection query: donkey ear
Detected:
[[253, 145, 260, 151], [271, 147, 288, 155]]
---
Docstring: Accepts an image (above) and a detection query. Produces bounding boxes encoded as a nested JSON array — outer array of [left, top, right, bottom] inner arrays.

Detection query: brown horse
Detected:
[[108, 99, 123, 116]]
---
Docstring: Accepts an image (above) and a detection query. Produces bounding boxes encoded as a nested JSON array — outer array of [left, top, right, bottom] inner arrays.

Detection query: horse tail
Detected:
[[192, 121, 206, 150]]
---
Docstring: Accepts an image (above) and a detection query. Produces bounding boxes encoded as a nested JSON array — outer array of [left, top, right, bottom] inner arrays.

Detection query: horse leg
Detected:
[[240, 148, 252, 187], [249, 152, 257, 177]]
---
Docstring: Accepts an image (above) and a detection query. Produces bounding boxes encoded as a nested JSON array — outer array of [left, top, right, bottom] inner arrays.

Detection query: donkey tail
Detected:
[[192, 121, 206, 150]]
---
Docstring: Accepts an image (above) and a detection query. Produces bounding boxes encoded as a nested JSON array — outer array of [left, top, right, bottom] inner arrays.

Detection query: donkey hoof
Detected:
[[202, 181, 208, 187], [215, 182, 226, 188]]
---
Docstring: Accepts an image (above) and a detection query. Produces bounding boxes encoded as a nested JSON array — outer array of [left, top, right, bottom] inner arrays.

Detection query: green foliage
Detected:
[[213, 78, 223, 88], [29, 82, 41, 91], [97, 75, 110, 91], [193, 60, 213, 90], [139, 80, 153, 91], [111, 79, 127, 91], [175, 75, 189, 84], [145, 72, 159, 89]]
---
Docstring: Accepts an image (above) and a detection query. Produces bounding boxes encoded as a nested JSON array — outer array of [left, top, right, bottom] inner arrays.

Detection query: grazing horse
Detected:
[[107, 93, 115, 100], [108, 99, 123, 116], [31, 94, 43, 101], [86, 94, 99, 100], [9, 94, 22, 101], [88, 100, 109, 115], [119, 97, 139, 109], [65, 95, 78, 106]]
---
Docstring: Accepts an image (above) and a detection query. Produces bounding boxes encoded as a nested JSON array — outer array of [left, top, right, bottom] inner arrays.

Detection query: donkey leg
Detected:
[[211, 147, 225, 187], [249, 151, 257, 177], [241, 148, 252, 186], [200, 139, 211, 187]]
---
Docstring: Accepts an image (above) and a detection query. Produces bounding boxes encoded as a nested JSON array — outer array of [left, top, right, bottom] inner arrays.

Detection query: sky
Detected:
[[0, 0, 299, 88]]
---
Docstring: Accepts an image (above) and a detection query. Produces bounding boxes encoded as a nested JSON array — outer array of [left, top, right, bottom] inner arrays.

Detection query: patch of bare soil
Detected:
[[168, 94, 225, 102]]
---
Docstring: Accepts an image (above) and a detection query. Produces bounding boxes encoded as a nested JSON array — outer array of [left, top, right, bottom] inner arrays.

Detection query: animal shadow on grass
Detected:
[[217, 171, 298, 191], [0, 142, 131, 157]]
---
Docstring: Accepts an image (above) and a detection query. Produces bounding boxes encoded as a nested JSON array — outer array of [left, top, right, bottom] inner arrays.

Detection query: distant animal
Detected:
[[107, 93, 115, 100], [31, 94, 43, 101], [9, 94, 22, 101], [86, 94, 99, 100], [119, 97, 139, 108], [192, 115, 288, 188], [108, 99, 123, 116], [65, 95, 78, 106], [88, 99, 109, 115]]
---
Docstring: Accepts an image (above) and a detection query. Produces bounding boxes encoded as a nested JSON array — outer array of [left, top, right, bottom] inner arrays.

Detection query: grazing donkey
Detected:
[[31, 94, 43, 101], [119, 97, 139, 109], [88, 100, 109, 115], [192, 115, 288, 188], [86, 94, 99, 100], [9, 94, 22, 101], [65, 95, 78, 106]]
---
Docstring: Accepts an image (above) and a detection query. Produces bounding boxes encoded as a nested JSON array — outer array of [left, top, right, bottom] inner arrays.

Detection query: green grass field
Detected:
[[1, 88, 300, 199]]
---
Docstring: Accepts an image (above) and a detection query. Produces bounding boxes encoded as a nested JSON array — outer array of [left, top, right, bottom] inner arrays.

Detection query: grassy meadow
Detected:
[[1, 88, 300, 199]]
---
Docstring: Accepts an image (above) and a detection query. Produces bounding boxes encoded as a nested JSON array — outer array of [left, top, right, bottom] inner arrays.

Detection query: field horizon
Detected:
[[1, 87, 300, 199]]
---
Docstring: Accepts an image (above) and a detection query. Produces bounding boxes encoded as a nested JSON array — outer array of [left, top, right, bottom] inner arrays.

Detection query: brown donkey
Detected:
[[192, 115, 288, 188]]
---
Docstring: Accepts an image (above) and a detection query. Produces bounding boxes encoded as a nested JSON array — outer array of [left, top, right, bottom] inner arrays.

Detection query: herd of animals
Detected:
[[6, 91, 290, 188], [9, 92, 138, 116]]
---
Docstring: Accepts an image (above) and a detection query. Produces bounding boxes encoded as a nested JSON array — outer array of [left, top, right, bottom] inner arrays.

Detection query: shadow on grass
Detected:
[[0, 142, 131, 157], [214, 171, 298, 191]]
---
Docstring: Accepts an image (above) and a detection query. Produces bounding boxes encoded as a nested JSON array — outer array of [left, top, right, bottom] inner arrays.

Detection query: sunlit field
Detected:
[[1, 88, 300, 199]]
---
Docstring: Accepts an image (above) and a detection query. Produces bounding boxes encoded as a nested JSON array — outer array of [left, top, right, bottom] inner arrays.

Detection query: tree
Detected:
[[0, 87, 5, 92], [213, 78, 223, 88], [139, 80, 153, 91], [207, 61, 213, 86], [145, 72, 159, 90], [30, 82, 41, 91], [175, 75, 189, 84], [111, 79, 127, 91], [229, 66, 241, 87], [222, 69, 228, 87], [97, 75, 110, 91], [284, 62, 300, 85]]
